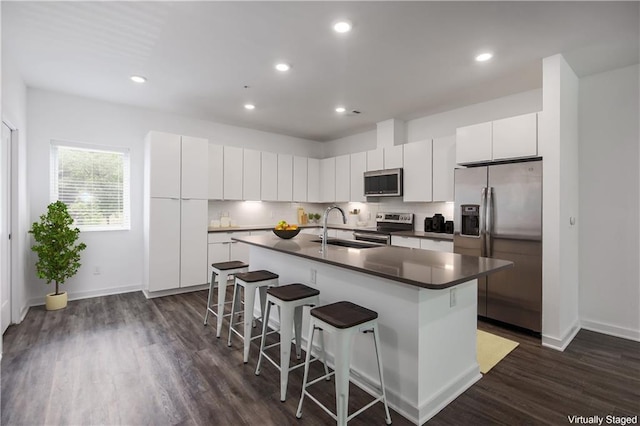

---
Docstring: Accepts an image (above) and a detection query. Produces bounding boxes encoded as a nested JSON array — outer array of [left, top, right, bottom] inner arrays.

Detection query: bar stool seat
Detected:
[[228, 270, 279, 363], [255, 284, 329, 401], [296, 301, 392, 426], [204, 261, 249, 338]]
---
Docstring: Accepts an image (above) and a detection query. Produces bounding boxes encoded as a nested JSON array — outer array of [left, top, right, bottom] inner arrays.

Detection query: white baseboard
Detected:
[[142, 284, 209, 299], [19, 304, 30, 322], [580, 319, 640, 342], [28, 284, 142, 307], [542, 319, 581, 351]]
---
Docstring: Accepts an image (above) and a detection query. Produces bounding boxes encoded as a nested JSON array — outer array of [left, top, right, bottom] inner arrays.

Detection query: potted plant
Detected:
[[29, 201, 87, 311]]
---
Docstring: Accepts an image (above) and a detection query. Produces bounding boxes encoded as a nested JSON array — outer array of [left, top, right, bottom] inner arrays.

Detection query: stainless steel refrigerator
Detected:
[[454, 160, 542, 332]]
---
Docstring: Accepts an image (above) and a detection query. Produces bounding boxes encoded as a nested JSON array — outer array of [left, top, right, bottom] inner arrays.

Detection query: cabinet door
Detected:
[[243, 149, 261, 201], [390, 235, 420, 248], [349, 152, 366, 202], [180, 199, 208, 288], [208, 144, 224, 199], [307, 158, 320, 202], [293, 156, 308, 202], [147, 131, 180, 199], [432, 135, 456, 202], [335, 229, 354, 240], [230, 231, 251, 264], [335, 155, 350, 202], [277, 154, 293, 202], [223, 146, 243, 200], [456, 122, 492, 165], [384, 145, 403, 169], [261, 152, 278, 201], [420, 239, 453, 252], [320, 157, 336, 202], [181, 136, 209, 200], [492, 113, 538, 160], [367, 149, 384, 171], [208, 243, 230, 267], [148, 198, 180, 292], [403, 140, 432, 202]]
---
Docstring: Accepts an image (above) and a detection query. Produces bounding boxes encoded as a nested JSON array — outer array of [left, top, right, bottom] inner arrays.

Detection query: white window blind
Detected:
[[50, 141, 131, 231]]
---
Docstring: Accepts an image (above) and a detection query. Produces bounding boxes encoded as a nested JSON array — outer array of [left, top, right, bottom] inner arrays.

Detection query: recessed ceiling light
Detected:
[[335, 107, 346, 113], [244, 104, 255, 110], [275, 63, 291, 72], [475, 52, 493, 62], [333, 20, 352, 33], [130, 75, 147, 83]]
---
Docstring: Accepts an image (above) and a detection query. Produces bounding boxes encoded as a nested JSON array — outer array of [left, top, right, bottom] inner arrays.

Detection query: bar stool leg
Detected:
[[215, 271, 229, 337], [334, 329, 354, 426], [227, 281, 241, 347], [372, 323, 393, 425], [254, 300, 272, 376], [278, 302, 295, 401], [242, 283, 257, 363], [293, 305, 303, 359], [296, 320, 317, 419], [203, 269, 216, 325]]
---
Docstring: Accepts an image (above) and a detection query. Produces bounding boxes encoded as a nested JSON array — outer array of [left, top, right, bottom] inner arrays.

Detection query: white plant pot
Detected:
[[45, 291, 68, 311]]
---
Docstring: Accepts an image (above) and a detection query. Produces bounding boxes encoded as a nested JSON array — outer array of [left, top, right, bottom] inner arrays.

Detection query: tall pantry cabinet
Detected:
[[144, 131, 209, 294]]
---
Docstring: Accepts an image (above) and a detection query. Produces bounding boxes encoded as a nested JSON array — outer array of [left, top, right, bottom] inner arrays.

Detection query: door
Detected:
[[1, 123, 11, 334], [148, 198, 180, 292], [486, 160, 542, 331], [453, 166, 488, 316]]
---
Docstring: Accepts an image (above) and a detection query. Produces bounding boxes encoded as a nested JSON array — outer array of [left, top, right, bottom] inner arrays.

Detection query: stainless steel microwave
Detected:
[[364, 168, 403, 197]]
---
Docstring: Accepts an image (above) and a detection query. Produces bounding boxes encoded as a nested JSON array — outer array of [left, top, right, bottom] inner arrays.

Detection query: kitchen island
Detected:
[[233, 233, 512, 425]]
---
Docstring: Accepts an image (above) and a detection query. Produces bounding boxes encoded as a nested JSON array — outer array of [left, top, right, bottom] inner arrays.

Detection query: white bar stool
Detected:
[[204, 261, 249, 337], [296, 301, 392, 426], [254, 283, 329, 402], [228, 270, 279, 363]]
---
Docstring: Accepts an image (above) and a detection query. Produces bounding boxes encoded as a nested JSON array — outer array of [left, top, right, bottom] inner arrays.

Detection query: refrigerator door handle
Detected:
[[480, 187, 487, 257], [486, 186, 493, 257]]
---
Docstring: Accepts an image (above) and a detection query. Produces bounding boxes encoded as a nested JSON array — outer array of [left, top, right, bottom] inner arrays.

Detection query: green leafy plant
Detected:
[[29, 201, 87, 295]]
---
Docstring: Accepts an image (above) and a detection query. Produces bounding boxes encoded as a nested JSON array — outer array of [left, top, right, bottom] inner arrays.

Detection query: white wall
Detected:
[[26, 89, 321, 306], [578, 64, 640, 340], [539, 54, 580, 350]]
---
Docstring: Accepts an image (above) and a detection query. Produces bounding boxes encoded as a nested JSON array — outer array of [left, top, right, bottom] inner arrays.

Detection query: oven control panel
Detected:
[[376, 212, 413, 224]]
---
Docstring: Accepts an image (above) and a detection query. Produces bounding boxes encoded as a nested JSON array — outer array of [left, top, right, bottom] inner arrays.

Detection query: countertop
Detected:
[[232, 233, 512, 290]]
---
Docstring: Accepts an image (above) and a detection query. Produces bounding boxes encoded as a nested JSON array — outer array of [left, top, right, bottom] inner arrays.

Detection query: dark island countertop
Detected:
[[233, 233, 512, 290]]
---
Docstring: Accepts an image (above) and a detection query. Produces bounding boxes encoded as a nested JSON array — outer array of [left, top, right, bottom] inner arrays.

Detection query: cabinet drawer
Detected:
[[420, 239, 453, 252], [207, 231, 250, 244], [391, 236, 420, 248]]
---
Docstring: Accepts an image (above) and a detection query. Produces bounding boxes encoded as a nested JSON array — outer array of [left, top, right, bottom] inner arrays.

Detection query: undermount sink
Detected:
[[310, 238, 381, 249]]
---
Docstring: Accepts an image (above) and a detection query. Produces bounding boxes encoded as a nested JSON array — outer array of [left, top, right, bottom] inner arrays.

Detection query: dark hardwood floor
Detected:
[[2, 291, 638, 425]]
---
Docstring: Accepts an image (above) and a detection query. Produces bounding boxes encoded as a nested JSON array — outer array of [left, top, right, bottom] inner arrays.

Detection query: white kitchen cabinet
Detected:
[[293, 156, 308, 202], [301, 227, 320, 235], [335, 229, 354, 240], [432, 135, 456, 202], [207, 231, 251, 267], [384, 145, 403, 169], [492, 113, 538, 160], [230, 231, 251, 264], [367, 149, 384, 171], [180, 199, 208, 288], [335, 155, 350, 202], [307, 158, 321, 203], [391, 235, 420, 249], [420, 239, 453, 252], [456, 122, 492, 165], [147, 198, 180, 292], [261, 152, 278, 201], [350, 152, 366, 202], [242, 149, 261, 201], [403, 140, 433, 202], [181, 136, 209, 200], [147, 131, 181, 199], [320, 157, 336, 202], [223, 146, 243, 200], [277, 154, 293, 202], [208, 144, 224, 199]]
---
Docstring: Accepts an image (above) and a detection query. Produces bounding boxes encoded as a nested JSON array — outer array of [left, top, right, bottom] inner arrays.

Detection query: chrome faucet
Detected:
[[321, 205, 347, 254]]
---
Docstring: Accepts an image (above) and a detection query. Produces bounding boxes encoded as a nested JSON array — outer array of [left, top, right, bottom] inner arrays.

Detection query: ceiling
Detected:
[[3, 1, 638, 142]]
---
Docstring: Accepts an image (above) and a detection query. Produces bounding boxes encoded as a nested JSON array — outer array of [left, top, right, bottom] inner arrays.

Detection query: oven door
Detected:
[[353, 231, 391, 245]]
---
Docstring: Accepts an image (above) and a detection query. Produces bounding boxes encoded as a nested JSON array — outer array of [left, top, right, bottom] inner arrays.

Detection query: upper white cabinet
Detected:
[[367, 149, 384, 171], [243, 149, 261, 201], [181, 136, 209, 200], [208, 144, 223, 199], [320, 157, 336, 202], [403, 140, 433, 202], [335, 155, 350, 202], [147, 131, 181, 199], [432, 135, 456, 202], [384, 145, 403, 169], [307, 158, 321, 203], [223, 146, 243, 200], [261, 152, 278, 201], [350, 152, 366, 202], [293, 156, 308, 202], [456, 113, 538, 164], [492, 113, 538, 160], [277, 154, 293, 202]]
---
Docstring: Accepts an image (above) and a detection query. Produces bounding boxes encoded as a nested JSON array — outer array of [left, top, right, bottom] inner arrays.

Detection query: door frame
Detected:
[[2, 119, 19, 327]]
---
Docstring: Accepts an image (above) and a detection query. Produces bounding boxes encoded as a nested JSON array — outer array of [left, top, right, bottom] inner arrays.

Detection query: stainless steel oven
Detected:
[[353, 212, 414, 245], [353, 231, 391, 245]]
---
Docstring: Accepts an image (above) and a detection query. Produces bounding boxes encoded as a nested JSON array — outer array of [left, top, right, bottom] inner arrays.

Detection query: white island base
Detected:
[[248, 245, 481, 425]]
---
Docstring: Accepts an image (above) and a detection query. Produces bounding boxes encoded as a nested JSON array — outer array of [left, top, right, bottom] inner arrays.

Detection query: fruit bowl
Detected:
[[273, 228, 301, 239]]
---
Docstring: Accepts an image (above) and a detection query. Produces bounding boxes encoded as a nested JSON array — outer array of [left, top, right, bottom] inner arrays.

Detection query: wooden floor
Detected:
[[2, 291, 638, 425]]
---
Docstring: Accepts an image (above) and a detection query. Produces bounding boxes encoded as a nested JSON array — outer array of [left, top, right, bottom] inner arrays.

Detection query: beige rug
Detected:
[[477, 330, 519, 374]]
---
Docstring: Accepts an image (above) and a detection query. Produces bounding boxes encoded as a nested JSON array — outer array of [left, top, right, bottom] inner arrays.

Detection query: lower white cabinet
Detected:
[[335, 229, 354, 240], [390, 235, 421, 248], [180, 199, 208, 288], [420, 239, 453, 252], [207, 231, 251, 268], [147, 198, 180, 292]]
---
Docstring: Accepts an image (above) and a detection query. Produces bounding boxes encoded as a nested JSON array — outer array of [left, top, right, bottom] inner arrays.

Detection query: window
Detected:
[[50, 141, 130, 231]]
